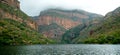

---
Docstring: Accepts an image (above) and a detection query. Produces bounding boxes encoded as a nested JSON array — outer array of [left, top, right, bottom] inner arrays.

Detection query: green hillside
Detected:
[[79, 7, 120, 44], [62, 7, 120, 44], [0, 19, 55, 45], [62, 18, 103, 44], [62, 24, 86, 43], [0, 2, 55, 45]]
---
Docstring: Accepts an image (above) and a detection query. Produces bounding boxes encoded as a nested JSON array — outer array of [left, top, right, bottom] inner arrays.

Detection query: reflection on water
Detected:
[[0, 44, 120, 55]]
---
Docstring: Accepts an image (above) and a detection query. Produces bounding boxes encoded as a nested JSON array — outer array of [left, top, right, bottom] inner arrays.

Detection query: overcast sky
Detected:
[[19, 0, 120, 16]]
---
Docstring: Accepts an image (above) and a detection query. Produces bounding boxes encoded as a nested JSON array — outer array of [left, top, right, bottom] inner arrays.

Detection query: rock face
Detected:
[[79, 7, 120, 44], [0, 0, 55, 45], [34, 9, 103, 41], [0, 0, 37, 30], [37, 15, 80, 30], [0, 0, 20, 8]]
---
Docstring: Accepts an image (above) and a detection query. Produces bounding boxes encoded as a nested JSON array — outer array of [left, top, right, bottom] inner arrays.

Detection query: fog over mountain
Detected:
[[19, 0, 120, 16]]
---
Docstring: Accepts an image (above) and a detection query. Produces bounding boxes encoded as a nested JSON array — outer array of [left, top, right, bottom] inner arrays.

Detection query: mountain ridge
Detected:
[[75, 7, 120, 44], [33, 8, 103, 42]]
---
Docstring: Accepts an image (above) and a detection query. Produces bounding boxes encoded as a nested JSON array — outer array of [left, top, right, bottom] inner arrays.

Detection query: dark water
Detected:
[[0, 44, 120, 55]]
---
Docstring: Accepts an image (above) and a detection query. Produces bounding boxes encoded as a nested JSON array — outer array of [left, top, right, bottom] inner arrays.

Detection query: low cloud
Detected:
[[19, 0, 120, 16]]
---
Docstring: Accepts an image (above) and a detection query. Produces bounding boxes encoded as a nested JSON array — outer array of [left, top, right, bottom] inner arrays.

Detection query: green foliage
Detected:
[[0, 19, 56, 45], [0, 3, 28, 20], [80, 11, 120, 44], [0, 2, 56, 45], [82, 29, 120, 44], [62, 24, 86, 43], [70, 7, 120, 44]]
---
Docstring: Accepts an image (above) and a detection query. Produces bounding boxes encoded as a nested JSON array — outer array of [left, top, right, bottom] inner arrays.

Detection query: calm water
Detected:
[[0, 44, 120, 55]]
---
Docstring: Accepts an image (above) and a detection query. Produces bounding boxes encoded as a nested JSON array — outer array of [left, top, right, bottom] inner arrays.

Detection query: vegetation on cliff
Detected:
[[1, 0, 120, 44], [0, 3, 28, 20], [0, 19, 55, 45], [34, 8, 103, 42], [77, 7, 120, 44], [62, 24, 87, 43], [0, 1, 56, 45]]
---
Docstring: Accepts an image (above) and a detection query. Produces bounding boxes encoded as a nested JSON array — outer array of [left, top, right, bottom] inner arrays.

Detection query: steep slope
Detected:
[[62, 17, 103, 43], [0, 0, 55, 45], [34, 9, 103, 41], [38, 9, 103, 29], [62, 24, 87, 43], [81, 7, 120, 44], [38, 23, 66, 42]]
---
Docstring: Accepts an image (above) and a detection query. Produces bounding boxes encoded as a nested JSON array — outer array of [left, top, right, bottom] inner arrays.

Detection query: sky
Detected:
[[19, 0, 120, 16]]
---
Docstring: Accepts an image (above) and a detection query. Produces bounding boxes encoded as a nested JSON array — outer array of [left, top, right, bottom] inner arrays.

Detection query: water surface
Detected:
[[0, 44, 120, 55]]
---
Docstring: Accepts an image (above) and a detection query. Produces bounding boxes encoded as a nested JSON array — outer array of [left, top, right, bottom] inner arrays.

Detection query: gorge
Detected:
[[1, 0, 120, 45]]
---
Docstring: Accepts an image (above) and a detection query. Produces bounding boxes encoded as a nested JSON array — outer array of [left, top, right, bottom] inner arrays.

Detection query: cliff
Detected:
[[0, 0, 37, 30], [80, 7, 120, 44], [38, 9, 103, 29], [37, 15, 80, 30], [34, 9, 103, 41], [0, 0, 55, 45], [0, 0, 20, 8]]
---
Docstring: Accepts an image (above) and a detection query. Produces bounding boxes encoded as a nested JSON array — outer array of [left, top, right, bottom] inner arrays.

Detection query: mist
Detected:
[[19, 0, 120, 16]]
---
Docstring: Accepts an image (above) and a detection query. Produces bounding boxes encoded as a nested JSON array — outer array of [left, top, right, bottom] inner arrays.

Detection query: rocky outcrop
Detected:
[[0, 0, 56, 45], [79, 7, 120, 44], [0, 8, 23, 22], [0, 0, 20, 8], [0, 0, 37, 30], [34, 9, 103, 40], [38, 9, 103, 28], [37, 15, 80, 29]]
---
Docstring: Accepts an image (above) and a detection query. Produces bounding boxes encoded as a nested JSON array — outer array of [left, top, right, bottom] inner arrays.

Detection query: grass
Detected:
[[0, 18, 56, 45]]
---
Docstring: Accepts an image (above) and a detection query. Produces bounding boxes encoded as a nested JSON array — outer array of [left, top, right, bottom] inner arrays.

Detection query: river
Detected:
[[0, 44, 120, 55]]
